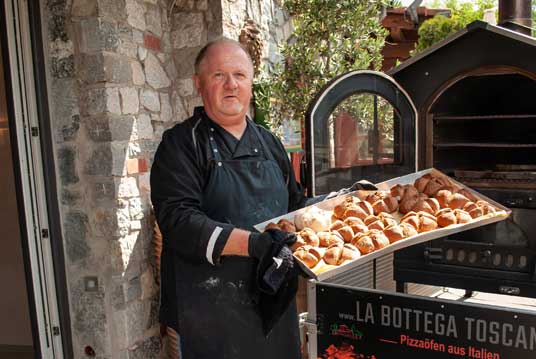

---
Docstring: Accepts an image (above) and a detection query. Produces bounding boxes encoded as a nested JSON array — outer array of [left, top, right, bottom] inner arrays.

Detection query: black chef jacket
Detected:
[[150, 107, 306, 265]]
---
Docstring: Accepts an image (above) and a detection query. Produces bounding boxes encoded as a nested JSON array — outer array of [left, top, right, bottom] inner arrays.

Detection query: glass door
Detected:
[[305, 70, 418, 196]]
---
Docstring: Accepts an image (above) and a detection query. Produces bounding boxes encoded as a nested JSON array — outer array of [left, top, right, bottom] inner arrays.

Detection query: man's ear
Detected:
[[193, 74, 201, 95]]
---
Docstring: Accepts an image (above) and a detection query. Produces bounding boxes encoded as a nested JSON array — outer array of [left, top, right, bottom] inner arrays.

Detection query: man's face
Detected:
[[193, 43, 254, 126]]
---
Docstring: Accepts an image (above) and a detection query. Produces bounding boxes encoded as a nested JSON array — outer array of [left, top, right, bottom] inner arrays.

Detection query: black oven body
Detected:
[[305, 21, 536, 298]]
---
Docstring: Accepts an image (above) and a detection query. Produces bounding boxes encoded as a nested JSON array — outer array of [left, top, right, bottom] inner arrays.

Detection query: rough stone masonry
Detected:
[[45, 0, 290, 357]]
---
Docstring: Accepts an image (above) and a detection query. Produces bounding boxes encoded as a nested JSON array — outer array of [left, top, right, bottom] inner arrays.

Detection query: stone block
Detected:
[[171, 91, 188, 121], [128, 142, 141, 157], [116, 177, 140, 198], [78, 18, 119, 52], [172, 47, 200, 78], [71, 0, 97, 17], [130, 220, 142, 231], [164, 56, 177, 80], [171, 13, 205, 48], [117, 39, 138, 59], [129, 197, 144, 220], [143, 33, 161, 51], [126, 158, 140, 174], [176, 78, 194, 96], [48, 2, 69, 43], [120, 87, 140, 114], [125, 0, 146, 31], [63, 211, 90, 262], [61, 188, 81, 206], [138, 173, 151, 195], [197, 0, 208, 11], [51, 79, 80, 143], [186, 96, 203, 117], [137, 46, 147, 61], [81, 52, 135, 85], [140, 89, 160, 112], [159, 93, 172, 122], [83, 87, 121, 116], [145, 5, 162, 37], [133, 29, 145, 44], [136, 113, 154, 139], [58, 146, 79, 184], [127, 276, 142, 302], [111, 142, 129, 176], [97, 0, 127, 22], [51, 54, 75, 78], [85, 115, 134, 142], [131, 61, 146, 86], [91, 178, 116, 202], [85, 144, 112, 175], [127, 335, 161, 359], [144, 53, 171, 89]]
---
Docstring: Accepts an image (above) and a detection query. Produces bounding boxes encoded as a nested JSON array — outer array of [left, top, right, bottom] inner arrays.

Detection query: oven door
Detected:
[[305, 70, 418, 196]]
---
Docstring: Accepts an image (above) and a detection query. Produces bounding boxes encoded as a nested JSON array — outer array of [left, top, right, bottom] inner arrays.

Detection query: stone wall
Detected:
[[44, 0, 289, 358]]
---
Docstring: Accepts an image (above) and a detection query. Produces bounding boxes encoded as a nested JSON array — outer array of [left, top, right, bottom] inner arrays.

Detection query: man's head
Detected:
[[193, 38, 254, 128]]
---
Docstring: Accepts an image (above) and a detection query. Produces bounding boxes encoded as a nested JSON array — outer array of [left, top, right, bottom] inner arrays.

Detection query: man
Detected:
[[150, 38, 305, 359]]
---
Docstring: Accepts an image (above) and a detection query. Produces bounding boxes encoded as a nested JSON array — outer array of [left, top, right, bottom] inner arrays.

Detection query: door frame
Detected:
[[2, 0, 72, 357]]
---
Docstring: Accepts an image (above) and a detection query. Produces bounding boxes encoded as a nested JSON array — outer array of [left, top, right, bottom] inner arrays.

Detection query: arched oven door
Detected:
[[305, 70, 418, 196]]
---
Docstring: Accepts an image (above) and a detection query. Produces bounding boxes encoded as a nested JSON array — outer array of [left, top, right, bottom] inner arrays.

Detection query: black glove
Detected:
[[248, 228, 297, 262]]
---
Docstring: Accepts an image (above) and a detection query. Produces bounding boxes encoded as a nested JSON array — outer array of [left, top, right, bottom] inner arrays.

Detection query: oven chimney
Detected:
[[498, 0, 533, 36]]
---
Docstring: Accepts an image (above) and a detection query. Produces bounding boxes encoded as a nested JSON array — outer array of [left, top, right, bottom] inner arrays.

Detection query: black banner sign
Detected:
[[316, 283, 536, 359]]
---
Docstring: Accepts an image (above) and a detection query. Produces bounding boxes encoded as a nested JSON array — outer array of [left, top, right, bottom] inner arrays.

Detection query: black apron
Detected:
[[160, 119, 301, 359]]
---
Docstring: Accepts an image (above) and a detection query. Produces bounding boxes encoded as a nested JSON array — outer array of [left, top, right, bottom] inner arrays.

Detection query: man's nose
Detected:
[[224, 74, 238, 89]]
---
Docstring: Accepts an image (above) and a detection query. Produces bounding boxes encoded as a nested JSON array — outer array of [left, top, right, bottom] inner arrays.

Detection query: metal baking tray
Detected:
[[254, 168, 511, 281]]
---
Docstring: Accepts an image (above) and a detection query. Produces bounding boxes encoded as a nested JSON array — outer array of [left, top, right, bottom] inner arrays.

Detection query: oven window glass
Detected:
[[327, 93, 398, 169]]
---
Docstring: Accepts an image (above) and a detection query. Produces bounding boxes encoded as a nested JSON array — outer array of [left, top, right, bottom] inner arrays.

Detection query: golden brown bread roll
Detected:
[[459, 189, 478, 202], [324, 244, 343, 265], [309, 246, 326, 261], [298, 228, 320, 247], [412, 199, 434, 214], [424, 176, 451, 197], [329, 220, 345, 231], [402, 185, 419, 200], [414, 174, 432, 193], [357, 201, 374, 217], [435, 208, 457, 227], [364, 215, 385, 231], [390, 184, 406, 199], [343, 205, 369, 221], [333, 196, 359, 219], [418, 214, 438, 232], [435, 189, 452, 208], [383, 224, 405, 243], [454, 209, 472, 224], [351, 234, 375, 255], [336, 226, 354, 243], [368, 230, 390, 250], [265, 222, 280, 230], [476, 200, 496, 215], [290, 235, 307, 251], [344, 216, 365, 227], [399, 222, 418, 237], [426, 198, 441, 214], [448, 193, 470, 210], [278, 218, 296, 232], [317, 231, 344, 247], [294, 246, 319, 268], [341, 243, 361, 262], [401, 213, 419, 230], [377, 212, 397, 227], [399, 195, 419, 214]]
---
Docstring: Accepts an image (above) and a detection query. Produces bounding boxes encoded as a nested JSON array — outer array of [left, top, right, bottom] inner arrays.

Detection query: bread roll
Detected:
[[357, 201, 374, 217], [294, 246, 319, 268], [377, 212, 397, 227], [458, 189, 478, 202], [424, 176, 451, 197], [309, 246, 326, 261], [435, 189, 452, 208], [369, 230, 390, 250], [343, 205, 369, 221], [265, 222, 279, 230], [336, 226, 354, 243], [324, 244, 343, 265], [341, 243, 361, 262], [318, 231, 344, 247], [351, 234, 375, 255], [435, 208, 456, 227], [399, 222, 418, 237], [390, 184, 406, 199], [401, 213, 419, 230], [298, 228, 320, 247], [384, 225, 405, 243], [426, 198, 441, 214], [343, 216, 365, 227], [448, 193, 470, 210], [399, 195, 419, 214], [414, 174, 432, 193], [330, 220, 345, 231], [295, 206, 331, 231], [454, 209, 472, 224], [419, 214, 438, 233], [278, 219, 296, 232], [412, 199, 434, 214], [290, 235, 307, 251]]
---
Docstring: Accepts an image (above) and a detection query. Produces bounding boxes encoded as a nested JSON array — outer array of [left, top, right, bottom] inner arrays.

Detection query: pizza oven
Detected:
[[304, 20, 536, 298]]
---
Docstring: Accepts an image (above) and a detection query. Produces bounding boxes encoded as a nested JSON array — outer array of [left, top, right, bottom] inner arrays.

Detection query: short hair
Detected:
[[194, 37, 254, 75]]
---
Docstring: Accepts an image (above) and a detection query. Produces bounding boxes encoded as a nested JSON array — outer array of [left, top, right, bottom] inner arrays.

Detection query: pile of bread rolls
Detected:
[[265, 172, 498, 271]]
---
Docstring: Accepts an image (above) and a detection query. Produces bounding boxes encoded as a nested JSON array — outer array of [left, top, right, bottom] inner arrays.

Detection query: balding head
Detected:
[[194, 38, 254, 76]]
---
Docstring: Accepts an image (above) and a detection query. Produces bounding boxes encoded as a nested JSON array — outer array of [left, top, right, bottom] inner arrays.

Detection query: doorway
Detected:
[[0, 23, 34, 359]]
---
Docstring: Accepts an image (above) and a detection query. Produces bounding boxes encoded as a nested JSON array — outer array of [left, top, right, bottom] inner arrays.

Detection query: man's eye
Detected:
[[214, 73, 224, 78], [235, 73, 246, 79]]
